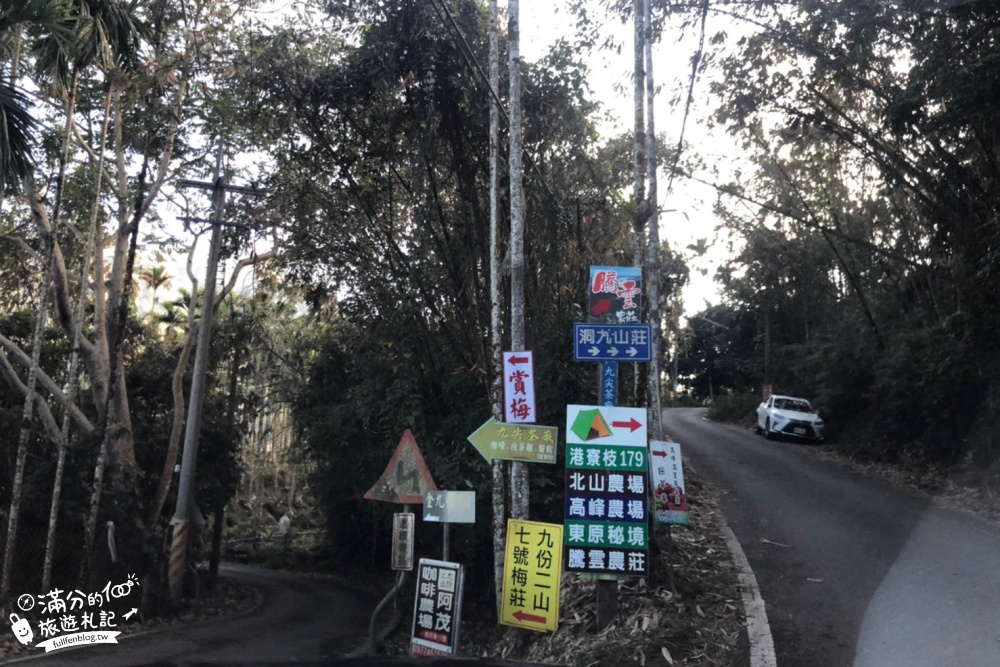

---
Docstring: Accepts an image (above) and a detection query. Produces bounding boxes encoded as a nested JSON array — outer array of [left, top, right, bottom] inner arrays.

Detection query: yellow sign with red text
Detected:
[[500, 519, 563, 632]]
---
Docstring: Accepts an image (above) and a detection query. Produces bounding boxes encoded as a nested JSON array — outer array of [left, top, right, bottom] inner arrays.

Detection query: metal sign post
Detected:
[[365, 432, 439, 655], [572, 266, 649, 631]]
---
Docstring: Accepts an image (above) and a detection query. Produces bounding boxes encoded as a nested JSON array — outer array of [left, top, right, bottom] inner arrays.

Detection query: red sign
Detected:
[[503, 351, 536, 424], [763, 384, 773, 400], [589, 265, 642, 324], [649, 441, 688, 526], [364, 430, 438, 504]]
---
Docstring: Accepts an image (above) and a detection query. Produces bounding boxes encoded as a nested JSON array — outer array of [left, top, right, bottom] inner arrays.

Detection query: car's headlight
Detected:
[[772, 413, 789, 423], [815, 420, 825, 427]]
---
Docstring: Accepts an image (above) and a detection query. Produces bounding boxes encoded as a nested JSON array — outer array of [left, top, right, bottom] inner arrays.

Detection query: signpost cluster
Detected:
[[360, 264, 693, 655]]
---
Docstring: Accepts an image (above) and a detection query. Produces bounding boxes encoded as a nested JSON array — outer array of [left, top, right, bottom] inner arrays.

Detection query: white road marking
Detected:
[[720, 520, 777, 667]]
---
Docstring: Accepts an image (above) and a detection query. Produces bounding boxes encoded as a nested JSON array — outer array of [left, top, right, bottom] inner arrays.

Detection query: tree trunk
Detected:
[[508, 0, 528, 520], [3, 67, 82, 603], [632, 0, 647, 405], [1, 254, 54, 603], [43, 83, 115, 592], [644, 0, 663, 441], [149, 326, 197, 524], [149, 241, 203, 525]]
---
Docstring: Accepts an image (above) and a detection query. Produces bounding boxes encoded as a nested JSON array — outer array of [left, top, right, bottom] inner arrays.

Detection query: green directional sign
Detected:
[[466, 417, 558, 464]]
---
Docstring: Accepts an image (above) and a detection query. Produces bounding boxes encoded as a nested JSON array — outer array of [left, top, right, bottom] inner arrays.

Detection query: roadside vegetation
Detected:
[[677, 2, 1000, 492], [3, 0, 998, 662], [705, 393, 759, 429]]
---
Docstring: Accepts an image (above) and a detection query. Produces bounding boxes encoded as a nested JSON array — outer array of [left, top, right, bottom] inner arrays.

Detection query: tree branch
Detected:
[[0, 333, 96, 435], [23, 173, 106, 408], [0, 350, 72, 447], [215, 250, 275, 307]]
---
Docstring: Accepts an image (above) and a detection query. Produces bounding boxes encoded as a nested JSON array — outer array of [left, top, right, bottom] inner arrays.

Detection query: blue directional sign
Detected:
[[574, 323, 653, 362], [600, 362, 617, 406]]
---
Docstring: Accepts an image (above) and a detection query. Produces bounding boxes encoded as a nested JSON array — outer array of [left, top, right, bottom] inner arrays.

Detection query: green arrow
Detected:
[[466, 417, 558, 464]]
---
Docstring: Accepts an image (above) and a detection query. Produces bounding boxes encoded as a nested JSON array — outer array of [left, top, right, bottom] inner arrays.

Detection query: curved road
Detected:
[[16, 565, 377, 666], [665, 407, 1000, 667]]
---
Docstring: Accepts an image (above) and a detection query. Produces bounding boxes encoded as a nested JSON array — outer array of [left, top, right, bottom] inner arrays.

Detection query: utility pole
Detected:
[[644, 0, 662, 442], [488, 0, 506, 612], [169, 140, 264, 603], [508, 0, 528, 521]]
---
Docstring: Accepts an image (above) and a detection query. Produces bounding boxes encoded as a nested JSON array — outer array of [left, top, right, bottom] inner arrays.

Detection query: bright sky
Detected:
[[518, 2, 729, 316]]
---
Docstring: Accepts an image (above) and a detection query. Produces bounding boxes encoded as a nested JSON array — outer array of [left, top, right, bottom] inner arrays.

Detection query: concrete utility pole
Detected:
[[488, 0, 506, 613], [508, 0, 529, 521], [644, 0, 663, 442], [169, 140, 263, 602]]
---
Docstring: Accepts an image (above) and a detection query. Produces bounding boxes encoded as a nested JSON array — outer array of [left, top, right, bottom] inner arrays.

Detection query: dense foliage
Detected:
[[678, 0, 1000, 467], [225, 0, 688, 590], [12, 0, 994, 623]]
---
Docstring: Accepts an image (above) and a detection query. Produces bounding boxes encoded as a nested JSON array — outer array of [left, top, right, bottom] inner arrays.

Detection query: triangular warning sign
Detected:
[[570, 408, 612, 442], [364, 429, 438, 504]]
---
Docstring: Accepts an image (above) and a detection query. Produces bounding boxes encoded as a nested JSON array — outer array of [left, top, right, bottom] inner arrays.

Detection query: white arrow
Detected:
[[588, 346, 600, 356], [626, 347, 638, 357], [608, 347, 619, 357], [123, 608, 138, 621]]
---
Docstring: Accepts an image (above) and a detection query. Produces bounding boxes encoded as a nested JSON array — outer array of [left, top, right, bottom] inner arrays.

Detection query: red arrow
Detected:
[[652, 449, 667, 458], [513, 610, 547, 624], [612, 418, 642, 432], [507, 355, 530, 365]]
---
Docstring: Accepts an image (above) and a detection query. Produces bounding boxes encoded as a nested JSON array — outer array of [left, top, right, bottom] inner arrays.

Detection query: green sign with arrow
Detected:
[[466, 417, 558, 464]]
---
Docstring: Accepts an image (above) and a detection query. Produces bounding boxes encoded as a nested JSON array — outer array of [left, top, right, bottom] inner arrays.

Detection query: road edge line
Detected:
[[719, 520, 777, 667]]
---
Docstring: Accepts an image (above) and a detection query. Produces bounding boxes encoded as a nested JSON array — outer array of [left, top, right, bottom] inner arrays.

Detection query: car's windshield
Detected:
[[777, 399, 813, 412]]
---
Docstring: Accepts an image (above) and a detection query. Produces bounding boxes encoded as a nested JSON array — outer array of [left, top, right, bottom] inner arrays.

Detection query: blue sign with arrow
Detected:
[[574, 323, 653, 362]]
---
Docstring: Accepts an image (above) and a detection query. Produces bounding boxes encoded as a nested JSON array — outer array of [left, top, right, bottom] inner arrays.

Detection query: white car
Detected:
[[756, 394, 825, 441]]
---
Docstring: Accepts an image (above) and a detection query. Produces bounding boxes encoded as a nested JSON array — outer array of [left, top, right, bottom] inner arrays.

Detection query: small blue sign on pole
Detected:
[[600, 362, 617, 406], [574, 323, 653, 362]]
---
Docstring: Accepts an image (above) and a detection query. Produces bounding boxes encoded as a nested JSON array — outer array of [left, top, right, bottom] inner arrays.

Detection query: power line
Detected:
[[428, 0, 558, 203]]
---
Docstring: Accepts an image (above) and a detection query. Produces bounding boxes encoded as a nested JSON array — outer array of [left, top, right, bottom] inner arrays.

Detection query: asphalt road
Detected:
[[15, 564, 378, 666], [665, 407, 1000, 667]]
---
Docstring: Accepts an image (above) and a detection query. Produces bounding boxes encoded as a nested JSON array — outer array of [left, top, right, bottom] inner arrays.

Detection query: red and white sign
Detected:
[[503, 351, 536, 424], [649, 441, 688, 526], [363, 430, 438, 504], [410, 559, 465, 656]]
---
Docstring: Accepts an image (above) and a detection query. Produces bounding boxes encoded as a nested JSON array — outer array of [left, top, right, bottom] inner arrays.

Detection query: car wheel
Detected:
[[764, 419, 774, 440]]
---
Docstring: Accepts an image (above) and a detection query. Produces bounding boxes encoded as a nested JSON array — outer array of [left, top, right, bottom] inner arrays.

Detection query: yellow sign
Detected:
[[467, 418, 558, 464], [500, 519, 563, 632]]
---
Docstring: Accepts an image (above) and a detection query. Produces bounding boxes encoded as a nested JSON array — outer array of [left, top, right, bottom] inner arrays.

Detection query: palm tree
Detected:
[[140, 265, 173, 318], [0, 0, 73, 189], [156, 301, 188, 341], [2, 0, 147, 601]]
